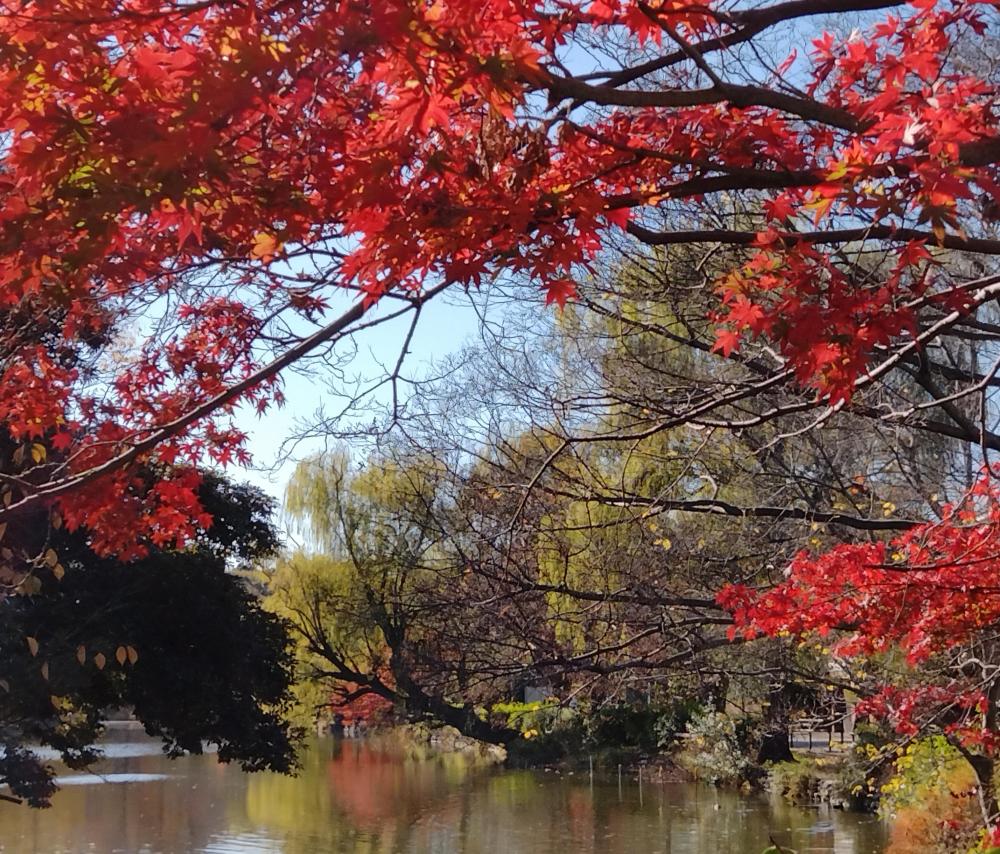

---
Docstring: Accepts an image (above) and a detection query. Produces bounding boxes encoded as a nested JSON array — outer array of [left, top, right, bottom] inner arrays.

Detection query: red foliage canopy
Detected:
[[721, 474, 1000, 665], [720, 471, 1000, 746], [5, 1, 1000, 762]]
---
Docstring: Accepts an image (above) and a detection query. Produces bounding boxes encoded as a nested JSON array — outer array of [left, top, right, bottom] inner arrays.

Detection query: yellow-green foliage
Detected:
[[267, 449, 450, 722], [490, 699, 571, 738], [266, 552, 372, 656], [265, 552, 381, 723], [880, 737, 973, 816], [881, 737, 981, 854]]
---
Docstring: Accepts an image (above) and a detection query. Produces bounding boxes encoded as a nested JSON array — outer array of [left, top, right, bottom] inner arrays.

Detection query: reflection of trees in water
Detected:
[[0, 738, 888, 853], [0, 749, 247, 853], [245, 745, 886, 854], [244, 740, 494, 854]]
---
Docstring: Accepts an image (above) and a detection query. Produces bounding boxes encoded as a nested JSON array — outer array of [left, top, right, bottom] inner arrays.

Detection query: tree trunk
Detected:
[[391, 663, 517, 745], [757, 682, 796, 764], [968, 753, 998, 830], [757, 725, 795, 764]]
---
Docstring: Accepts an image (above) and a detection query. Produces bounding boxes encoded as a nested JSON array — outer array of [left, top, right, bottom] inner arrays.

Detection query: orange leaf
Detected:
[[250, 232, 279, 262]]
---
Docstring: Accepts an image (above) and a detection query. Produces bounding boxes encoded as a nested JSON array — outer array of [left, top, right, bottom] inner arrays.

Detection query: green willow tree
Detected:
[[268, 451, 516, 743]]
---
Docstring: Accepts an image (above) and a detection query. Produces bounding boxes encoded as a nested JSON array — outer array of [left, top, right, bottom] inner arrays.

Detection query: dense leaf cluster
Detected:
[[0, 474, 295, 806]]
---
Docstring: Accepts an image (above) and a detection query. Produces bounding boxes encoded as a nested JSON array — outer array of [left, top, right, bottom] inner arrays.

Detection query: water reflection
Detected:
[[56, 772, 173, 786], [0, 728, 887, 853]]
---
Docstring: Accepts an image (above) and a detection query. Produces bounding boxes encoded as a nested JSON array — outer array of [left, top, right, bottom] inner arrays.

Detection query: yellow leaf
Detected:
[[52, 563, 64, 581], [76, 645, 86, 665], [115, 646, 127, 666], [94, 652, 106, 671], [26, 636, 39, 657], [44, 548, 58, 567], [30, 443, 46, 463], [126, 645, 139, 666], [803, 195, 835, 223], [826, 161, 849, 181], [250, 231, 279, 261], [40, 661, 48, 681]]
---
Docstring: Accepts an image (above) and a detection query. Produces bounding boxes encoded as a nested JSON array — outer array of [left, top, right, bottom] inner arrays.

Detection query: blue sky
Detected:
[[232, 288, 486, 502]]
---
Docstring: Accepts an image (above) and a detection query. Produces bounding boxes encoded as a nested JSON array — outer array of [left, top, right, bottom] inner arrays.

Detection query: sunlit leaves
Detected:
[[719, 468, 1000, 752], [0, 0, 999, 577], [250, 232, 280, 263]]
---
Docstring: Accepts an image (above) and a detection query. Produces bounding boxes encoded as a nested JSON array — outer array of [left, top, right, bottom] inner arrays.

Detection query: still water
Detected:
[[0, 725, 887, 854]]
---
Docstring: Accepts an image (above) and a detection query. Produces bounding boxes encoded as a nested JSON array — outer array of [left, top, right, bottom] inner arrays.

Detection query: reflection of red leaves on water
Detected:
[[324, 744, 460, 828], [325, 747, 399, 825], [566, 788, 596, 844]]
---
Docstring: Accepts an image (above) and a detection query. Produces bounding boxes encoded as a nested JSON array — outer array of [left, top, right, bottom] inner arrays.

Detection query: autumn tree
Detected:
[[0, 0, 995, 561], [7, 0, 1000, 835]]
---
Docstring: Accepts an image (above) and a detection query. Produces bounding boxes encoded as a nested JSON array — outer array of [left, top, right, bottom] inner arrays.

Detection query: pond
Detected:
[[0, 725, 887, 853]]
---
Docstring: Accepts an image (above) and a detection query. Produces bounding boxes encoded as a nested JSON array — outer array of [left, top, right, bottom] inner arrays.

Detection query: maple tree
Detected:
[[2, 0, 999, 565], [719, 470, 1000, 833], [6, 0, 1000, 830]]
